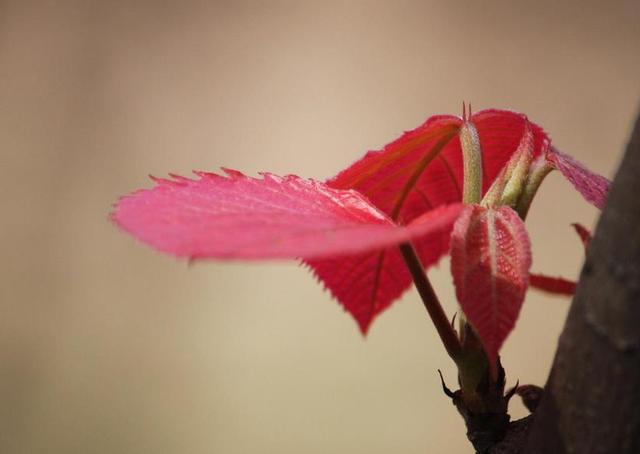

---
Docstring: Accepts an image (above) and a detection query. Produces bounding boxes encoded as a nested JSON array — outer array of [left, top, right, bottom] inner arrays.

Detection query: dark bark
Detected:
[[522, 109, 640, 453]]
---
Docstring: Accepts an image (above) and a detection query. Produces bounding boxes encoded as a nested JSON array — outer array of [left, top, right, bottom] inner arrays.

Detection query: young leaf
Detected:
[[450, 205, 532, 370], [572, 222, 592, 249], [529, 274, 577, 295], [309, 110, 548, 333], [482, 119, 535, 208], [529, 223, 591, 296], [547, 146, 610, 209], [112, 169, 462, 260]]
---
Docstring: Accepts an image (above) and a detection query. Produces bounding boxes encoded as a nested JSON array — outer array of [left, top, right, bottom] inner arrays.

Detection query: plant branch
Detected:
[[399, 243, 462, 359]]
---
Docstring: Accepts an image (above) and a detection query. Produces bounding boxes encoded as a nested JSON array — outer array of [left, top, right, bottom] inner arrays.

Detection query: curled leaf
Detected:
[[500, 120, 534, 207], [450, 205, 532, 371], [572, 222, 592, 249], [459, 119, 484, 204], [529, 223, 590, 297]]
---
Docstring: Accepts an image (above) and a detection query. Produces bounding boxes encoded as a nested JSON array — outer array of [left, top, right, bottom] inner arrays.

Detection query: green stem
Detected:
[[515, 154, 554, 219], [399, 243, 462, 360]]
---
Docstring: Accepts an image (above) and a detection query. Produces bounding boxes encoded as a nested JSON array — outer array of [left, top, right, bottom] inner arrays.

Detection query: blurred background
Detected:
[[1, 1, 638, 452]]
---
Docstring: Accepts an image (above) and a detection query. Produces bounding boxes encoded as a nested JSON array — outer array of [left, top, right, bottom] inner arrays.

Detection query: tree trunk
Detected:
[[521, 109, 640, 453]]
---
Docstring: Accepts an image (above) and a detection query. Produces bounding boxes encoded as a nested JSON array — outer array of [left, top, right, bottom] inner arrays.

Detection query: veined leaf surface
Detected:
[[450, 205, 531, 368], [548, 147, 610, 209], [112, 169, 462, 261]]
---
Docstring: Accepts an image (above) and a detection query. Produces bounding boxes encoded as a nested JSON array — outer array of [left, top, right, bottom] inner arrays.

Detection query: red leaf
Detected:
[[450, 205, 531, 371], [529, 223, 590, 296], [529, 274, 576, 296], [328, 110, 549, 220], [306, 210, 454, 333], [112, 169, 463, 261], [309, 110, 548, 333], [571, 222, 592, 250], [548, 146, 610, 209]]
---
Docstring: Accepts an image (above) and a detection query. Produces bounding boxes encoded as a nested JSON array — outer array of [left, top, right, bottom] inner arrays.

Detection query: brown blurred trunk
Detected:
[[490, 109, 640, 453]]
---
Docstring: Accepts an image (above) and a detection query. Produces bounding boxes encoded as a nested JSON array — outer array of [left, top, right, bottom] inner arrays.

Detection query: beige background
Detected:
[[1, 1, 639, 453]]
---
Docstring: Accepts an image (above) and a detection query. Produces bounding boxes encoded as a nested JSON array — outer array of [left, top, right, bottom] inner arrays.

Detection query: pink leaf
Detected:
[[548, 146, 610, 209], [112, 169, 463, 261], [309, 110, 548, 333], [529, 274, 576, 296], [450, 205, 532, 372]]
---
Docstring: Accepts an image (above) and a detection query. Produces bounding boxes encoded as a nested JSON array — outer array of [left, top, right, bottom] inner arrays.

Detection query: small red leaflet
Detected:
[[529, 223, 592, 296], [450, 205, 531, 373]]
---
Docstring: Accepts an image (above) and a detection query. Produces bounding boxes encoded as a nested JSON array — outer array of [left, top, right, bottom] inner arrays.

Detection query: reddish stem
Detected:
[[399, 243, 462, 360]]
